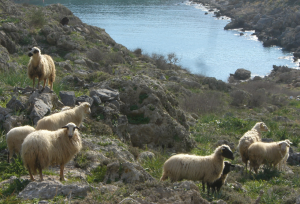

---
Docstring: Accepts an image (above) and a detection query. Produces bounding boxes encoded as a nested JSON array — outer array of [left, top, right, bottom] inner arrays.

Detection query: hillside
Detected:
[[0, 0, 300, 203]]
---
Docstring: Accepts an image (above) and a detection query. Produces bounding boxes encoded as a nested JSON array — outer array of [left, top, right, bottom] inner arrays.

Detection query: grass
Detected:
[[0, 69, 31, 88]]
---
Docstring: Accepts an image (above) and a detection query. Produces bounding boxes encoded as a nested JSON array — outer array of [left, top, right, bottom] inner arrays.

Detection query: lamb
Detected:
[[238, 122, 269, 173], [160, 144, 234, 195], [248, 140, 291, 174], [21, 122, 82, 181], [6, 125, 36, 163], [278, 139, 292, 171], [36, 102, 91, 131], [208, 161, 235, 194], [27, 47, 56, 92]]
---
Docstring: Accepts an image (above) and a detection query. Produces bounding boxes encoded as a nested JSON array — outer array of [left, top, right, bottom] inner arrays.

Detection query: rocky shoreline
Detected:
[[192, 0, 300, 61]]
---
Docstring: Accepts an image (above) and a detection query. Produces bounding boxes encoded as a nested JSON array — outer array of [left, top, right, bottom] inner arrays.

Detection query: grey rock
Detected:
[[109, 100, 120, 110], [90, 88, 120, 102], [6, 96, 25, 112], [76, 95, 94, 106], [138, 151, 155, 162], [233, 68, 251, 80], [18, 180, 92, 200], [59, 91, 76, 106], [92, 95, 102, 105], [29, 98, 51, 125]]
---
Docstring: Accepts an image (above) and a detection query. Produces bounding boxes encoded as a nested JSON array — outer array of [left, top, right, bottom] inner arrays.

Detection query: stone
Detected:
[[18, 180, 92, 200], [59, 91, 76, 106], [233, 68, 251, 80], [92, 95, 102, 105], [76, 95, 94, 106], [90, 88, 120, 102], [6, 96, 25, 112], [138, 151, 155, 162], [29, 98, 51, 125]]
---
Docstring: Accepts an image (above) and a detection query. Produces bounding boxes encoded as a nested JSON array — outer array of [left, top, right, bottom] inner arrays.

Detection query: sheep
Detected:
[[21, 122, 82, 181], [160, 144, 234, 195], [27, 47, 56, 93], [248, 140, 291, 174], [238, 122, 269, 173], [278, 139, 292, 171], [6, 125, 36, 163], [36, 102, 91, 131], [208, 161, 235, 194]]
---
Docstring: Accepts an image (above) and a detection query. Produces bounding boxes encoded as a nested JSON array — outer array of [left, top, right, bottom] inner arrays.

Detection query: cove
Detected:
[[15, 0, 299, 82]]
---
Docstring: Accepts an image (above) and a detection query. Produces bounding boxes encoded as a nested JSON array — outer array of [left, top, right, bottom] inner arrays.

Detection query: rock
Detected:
[[114, 115, 131, 142], [92, 95, 102, 105], [18, 180, 92, 200], [104, 161, 154, 184], [90, 88, 120, 102], [138, 151, 155, 162], [254, 17, 273, 31], [76, 95, 94, 106], [6, 96, 25, 112], [29, 98, 51, 125], [233, 68, 251, 80], [59, 91, 76, 106]]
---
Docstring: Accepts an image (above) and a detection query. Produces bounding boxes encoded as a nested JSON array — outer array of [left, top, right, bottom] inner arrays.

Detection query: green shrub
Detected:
[[28, 8, 46, 27], [87, 165, 107, 183], [127, 114, 150, 124]]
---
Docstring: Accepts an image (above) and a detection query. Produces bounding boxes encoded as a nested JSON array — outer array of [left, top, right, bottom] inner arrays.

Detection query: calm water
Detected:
[[16, 0, 298, 81]]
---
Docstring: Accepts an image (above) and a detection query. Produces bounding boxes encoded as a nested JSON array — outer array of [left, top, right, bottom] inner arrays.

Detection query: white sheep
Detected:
[[160, 144, 234, 195], [6, 125, 35, 163], [248, 140, 291, 174], [35, 102, 91, 131], [208, 161, 235, 194], [238, 122, 269, 173], [278, 139, 292, 171], [21, 122, 82, 181], [27, 47, 56, 92]]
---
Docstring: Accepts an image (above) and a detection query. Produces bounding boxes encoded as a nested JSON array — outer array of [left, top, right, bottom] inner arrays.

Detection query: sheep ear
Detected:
[[62, 126, 68, 129], [78, 102, 82, 105], [28, 47, 32, 50], [75, 127, 80, 130]]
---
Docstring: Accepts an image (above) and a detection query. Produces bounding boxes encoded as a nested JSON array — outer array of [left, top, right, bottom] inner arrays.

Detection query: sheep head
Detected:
[[253, 122, 269, 132], [62, 122, 80, 139], [28, 47, 40, 57], [223, 161, 235, 174], [79, 102, 91, 115], [278, 141, 290, 152], [220, 145, 234, 160]]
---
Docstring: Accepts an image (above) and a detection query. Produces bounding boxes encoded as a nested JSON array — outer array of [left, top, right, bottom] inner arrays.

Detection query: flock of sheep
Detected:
[[4, 47, 292, 196], [159, 122, 292, 195]]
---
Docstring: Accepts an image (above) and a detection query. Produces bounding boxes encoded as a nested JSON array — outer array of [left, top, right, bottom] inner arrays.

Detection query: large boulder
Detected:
[[233, 68, 251, 80]]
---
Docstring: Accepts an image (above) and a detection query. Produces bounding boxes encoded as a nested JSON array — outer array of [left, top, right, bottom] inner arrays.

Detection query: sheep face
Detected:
[[80, 102, 91, 114], [223, 161, 235, 174], [62, 123, 79, 139], [221, 145, 234, 160], [258, 122, 269, 132], [279, 141, 290, 152], [28, 47, 40, 57]]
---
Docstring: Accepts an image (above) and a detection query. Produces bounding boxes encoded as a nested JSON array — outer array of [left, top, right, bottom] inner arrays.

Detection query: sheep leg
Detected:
[[28, 167, 35, 181], [40, 79, 46, 93], [31, 78, 36, 93], [60, 164, 65, 181], [38, 166, 44, 181], [207, 183, 210, 195], [202, 181, 205, 192], [7, 151, 10, 163]]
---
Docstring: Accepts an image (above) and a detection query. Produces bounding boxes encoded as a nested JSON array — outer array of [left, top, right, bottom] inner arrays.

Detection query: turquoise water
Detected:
[[17, 0, 298, 81]]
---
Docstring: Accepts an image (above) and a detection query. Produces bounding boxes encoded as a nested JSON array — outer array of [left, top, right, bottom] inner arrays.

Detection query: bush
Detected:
[[28, 8, 46, 27], [87, 48, 105, 62], [133, 48, 142, 56], [180, 91, 227, 115], [151, 53, 168, 70]]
